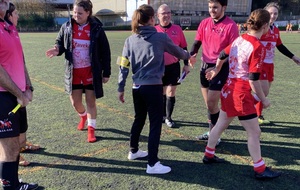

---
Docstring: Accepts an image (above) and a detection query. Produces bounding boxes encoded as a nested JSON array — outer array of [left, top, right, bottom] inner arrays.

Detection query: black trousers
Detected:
[[130, 85, 163, 166]]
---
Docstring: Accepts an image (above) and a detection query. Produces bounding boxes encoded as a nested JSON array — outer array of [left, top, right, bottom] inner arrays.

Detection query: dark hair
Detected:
[[208, 0, 228, 6], [74, 0, 93, 17], [131, 4, 154, 34], [4, 2, 15, 22], [246, 9, 270, 31], [264, 2, 280, 11]]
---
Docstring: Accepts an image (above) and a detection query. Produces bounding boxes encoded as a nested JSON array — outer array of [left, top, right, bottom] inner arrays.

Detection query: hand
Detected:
[[292, 55, 300, 65], [45, 46, 59, 58], [188, 54, 197, 68], [24, 89, 33, 102], [118, 92, 125, 103], [102, 77, 109, 83], [17, 94, 30, 107], [182, 65, 190, 74], [205, 68, 218, 80], [262, 98, 270, 108]]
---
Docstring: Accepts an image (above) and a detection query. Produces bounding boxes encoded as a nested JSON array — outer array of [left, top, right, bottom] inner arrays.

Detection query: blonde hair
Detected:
[[131, 4, 154, 34], [264, 2, 280, 11]]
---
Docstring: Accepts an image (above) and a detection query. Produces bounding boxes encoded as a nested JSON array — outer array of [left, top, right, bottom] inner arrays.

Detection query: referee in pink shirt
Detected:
[[190, 0, 239, 143], [155, 4, 190, 128]]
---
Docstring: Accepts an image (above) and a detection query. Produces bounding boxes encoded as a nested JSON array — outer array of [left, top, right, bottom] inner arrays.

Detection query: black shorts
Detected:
[[0, 92, 28, 138], [72, 84, 94, 91], [162, 62, 181, 86], [200, 61, 229, 91]]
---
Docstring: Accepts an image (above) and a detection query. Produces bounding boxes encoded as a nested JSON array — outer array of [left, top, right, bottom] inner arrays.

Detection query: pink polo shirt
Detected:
[[195, 16, 239, 63], [155, 24, 188, 65], [0, 22, 25, 92]]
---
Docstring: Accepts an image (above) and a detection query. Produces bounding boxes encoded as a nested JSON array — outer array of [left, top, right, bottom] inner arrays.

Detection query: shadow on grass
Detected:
[[172, 120, 209, 128], [27, 152, 300, 190]]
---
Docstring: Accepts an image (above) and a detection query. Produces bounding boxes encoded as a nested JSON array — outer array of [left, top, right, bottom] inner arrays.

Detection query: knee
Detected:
[[207, 101, 218, 113]]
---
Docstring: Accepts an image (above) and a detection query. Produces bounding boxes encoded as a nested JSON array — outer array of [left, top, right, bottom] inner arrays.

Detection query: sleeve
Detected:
[[249, 44, 265, 74], [178, 28, 189, 65], [98, 29, 111, 77], [118, 39, 130, 92], [55, 24, 66, 56], [228, 23, 240, 44], [275, 29, 283, 46], [164, 34, 190, 60], [276, 44, 294, 59]]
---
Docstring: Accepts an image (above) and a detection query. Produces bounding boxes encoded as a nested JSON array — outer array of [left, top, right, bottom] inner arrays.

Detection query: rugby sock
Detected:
[[166, 96, 175, 119], [253, 158, 266, 173], [163, 95, 167, 120], [210, 112, 220, 126], [87, 126, 96, 143], [204, 146, 215, 158], [87, 119, 96, 142], [255, 101, 263, 117], [77, 111, 87, 130], [0, 160, 19, 190]]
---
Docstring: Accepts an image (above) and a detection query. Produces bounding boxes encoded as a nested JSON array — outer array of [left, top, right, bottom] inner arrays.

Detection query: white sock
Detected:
[[88, 118, 96, 128]]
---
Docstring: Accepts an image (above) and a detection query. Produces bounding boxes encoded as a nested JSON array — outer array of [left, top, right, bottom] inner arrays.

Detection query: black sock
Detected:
[[163, 95, 167, 118], [166, 96, 175, 120], [0, 160, 19, 190], [210, 112, 220, 126]]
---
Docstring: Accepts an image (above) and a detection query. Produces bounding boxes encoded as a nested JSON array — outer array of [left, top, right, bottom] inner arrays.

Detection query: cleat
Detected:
[[196, 132, 221, 146], [258, 115, 270, 125], [196, 131, 210, 140], [255, 167, 282, 180], [17, 182, 38, 190], [203, 155, 226, 164], [128, 149, 148, 160], [165, 118, 175, 128]]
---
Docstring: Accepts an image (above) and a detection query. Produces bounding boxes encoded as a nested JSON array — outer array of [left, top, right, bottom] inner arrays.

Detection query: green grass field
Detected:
[[18, 31, 300, 190]]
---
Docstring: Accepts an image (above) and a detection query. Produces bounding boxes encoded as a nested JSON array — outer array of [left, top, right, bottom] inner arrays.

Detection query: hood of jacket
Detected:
[[137, 25, 157, 40]]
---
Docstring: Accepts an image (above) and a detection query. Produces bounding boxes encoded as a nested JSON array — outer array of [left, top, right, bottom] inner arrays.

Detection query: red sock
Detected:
[[204, 146, 215, 158], [87, 126, 96, 143], [253, 158, 266, 173], [255, 101, 263, 117], [77, 114, 87, 130]]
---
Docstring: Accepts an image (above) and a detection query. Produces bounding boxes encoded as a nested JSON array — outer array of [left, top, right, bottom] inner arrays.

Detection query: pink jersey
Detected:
[[195, 16, 239, 63], [225, 33, 265, 83], [260, 25, 282, 64], [0, 22, 25, 92], [155, 24, 188, 65], [72, 23, 91, 69]]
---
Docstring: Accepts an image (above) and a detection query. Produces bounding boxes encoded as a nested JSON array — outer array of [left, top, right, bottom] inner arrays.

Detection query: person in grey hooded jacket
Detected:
[[118, 4, 195, 175]]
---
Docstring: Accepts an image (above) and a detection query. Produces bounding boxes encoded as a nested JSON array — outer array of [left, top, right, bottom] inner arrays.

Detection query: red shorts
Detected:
[[221, 81, 256, 117], [72, 66, 93, 85], [259, 63, 274, 82]]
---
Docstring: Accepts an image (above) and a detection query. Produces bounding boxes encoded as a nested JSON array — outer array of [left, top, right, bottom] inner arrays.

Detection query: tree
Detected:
[[12, 0, 56, 30]]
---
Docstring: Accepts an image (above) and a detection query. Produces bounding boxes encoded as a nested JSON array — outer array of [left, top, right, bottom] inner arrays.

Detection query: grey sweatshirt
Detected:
[[118, 26, 190, 92]]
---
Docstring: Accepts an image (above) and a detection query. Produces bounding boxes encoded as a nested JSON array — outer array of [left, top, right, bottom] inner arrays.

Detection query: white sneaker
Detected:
[[127, 150, 148, 160], [165, 118, 175, 128], [146, 161, 171, 174]]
